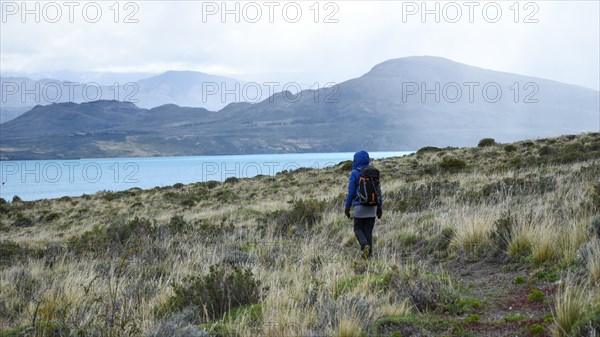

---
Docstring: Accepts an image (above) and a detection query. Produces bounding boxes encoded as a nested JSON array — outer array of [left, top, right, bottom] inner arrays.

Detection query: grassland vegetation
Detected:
[[0, 133, 599, 336]]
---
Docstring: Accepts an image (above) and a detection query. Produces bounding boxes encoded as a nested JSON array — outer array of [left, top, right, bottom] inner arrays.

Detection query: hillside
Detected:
[[1, 56, 599, 160], [0, 71, 249, 122], [0, 133, 599, 336]]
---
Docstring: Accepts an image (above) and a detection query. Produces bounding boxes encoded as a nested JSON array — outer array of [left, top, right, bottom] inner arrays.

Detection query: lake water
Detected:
[[0, 152, 413, 201]]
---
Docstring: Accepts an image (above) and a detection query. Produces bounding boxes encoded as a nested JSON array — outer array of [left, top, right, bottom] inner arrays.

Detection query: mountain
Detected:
[[131, 71, 257, 111], [0, 71, 250, 122], [1, 56, 599, 159]]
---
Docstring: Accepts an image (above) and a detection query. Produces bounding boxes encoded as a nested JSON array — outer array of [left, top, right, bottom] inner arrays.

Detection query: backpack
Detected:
[[355, 166, 380, 206]]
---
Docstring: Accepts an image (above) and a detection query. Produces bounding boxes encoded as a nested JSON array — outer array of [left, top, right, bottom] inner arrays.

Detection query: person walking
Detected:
[[344, 150, 382, 259]]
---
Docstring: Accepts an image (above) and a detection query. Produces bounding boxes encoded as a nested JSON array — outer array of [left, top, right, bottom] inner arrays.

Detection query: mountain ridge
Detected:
[[1, 56, 599, 160]]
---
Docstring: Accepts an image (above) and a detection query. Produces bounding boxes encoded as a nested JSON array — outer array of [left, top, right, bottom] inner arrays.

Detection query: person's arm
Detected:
[[344, 170, 358, 210]]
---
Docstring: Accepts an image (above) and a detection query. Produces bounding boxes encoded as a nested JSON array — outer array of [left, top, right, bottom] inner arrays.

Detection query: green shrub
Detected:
[[572, 305, 600, 336], [504, 144, 517, 153], [272, 199, 323, 235], [224, 177, 239, 184], [205, 181, 220, 189], [439, 157, 466, 172], [11, 195, 22, 203], [12, 214, 33, 227], [508, 157, 522, 168], [168, 215, 187, 233], [67, 217, 155, 255], [0, 240, 25, 266], [428, 227, 455, 256], [57, 196, 72, 202], [464, 314, 480, 323], [529, 324, 545, 335], [214, 189, 238, 203], [478, 176, 555, 201], [165, 263, 260, 323], [108, 217, 155, 246], [514, 276, 526, 285], [179, 194, 197, 207], [0, 201, 10, 214], [521, 141, 535, 148], [101, 192, 118, 202], [478, 138, 496, 147], [338, 160, 353, 172], [386, 181, 458, 213], [44, 212, 60, 222], [528, 290, 544, 302], [386, 270, 460, 313], [417, 146, 442, 155], [539, 145, 554, 156], [504, 312, 524, 322]]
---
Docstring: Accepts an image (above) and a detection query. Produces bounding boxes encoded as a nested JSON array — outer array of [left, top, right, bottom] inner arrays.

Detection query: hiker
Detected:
[[344, 150, 382, 259]]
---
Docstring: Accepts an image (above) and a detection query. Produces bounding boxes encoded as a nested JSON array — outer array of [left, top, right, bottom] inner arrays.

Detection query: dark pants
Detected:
[[354, 217, 375, 256]]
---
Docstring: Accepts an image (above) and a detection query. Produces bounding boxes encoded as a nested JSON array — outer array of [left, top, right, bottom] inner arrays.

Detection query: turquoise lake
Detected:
[[0, 152, 413, 201]]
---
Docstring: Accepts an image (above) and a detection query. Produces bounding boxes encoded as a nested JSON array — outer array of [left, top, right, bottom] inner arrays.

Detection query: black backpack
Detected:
[[355, 166, 380, 206]]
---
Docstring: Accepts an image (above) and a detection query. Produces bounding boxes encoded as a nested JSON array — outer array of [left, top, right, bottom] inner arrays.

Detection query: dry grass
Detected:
[[450, 213, 495, 259], [0, 133, 599, 336], [551, 281, 595, 337], [336, 319, 362, 337]]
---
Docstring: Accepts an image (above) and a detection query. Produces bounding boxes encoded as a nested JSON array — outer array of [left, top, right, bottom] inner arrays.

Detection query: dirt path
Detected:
[[444, 259, 556, 337]]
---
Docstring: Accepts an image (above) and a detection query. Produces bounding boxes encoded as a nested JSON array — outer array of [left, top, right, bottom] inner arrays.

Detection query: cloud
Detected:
[[1, 1, 598, 89]]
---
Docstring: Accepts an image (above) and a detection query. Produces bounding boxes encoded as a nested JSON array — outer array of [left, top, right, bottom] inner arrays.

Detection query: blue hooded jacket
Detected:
[[344, 150, 382, 209]]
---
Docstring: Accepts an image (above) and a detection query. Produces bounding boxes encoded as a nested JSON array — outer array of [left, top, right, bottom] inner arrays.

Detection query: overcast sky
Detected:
[[1, 1, 599, 90]]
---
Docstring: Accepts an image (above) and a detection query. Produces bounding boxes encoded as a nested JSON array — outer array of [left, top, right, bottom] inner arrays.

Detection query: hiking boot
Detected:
[[361, 245, 371, 260]]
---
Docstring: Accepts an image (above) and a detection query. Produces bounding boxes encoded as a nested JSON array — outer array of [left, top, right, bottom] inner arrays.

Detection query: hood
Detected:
[[352, 150, 370, 169]]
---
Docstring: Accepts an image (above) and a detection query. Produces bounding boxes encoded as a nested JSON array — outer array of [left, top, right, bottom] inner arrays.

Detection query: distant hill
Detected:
[[1, 56, 599, 159], [0, 71, 250, 122]]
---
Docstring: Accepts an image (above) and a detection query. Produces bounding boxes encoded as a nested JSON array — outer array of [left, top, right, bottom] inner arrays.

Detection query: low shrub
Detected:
[[338, 160, 353, 172], [504, 312, 524, 322], [386, 269, 460, 313], [464, 314, 480, 323], [168, 215, 187, 233], [272, 199, 323, 236], [529, 324, 545, 335], [417, 146, 442, 155], [67, 217, 156, 255], [504, 144, 517, 153], [0, 240, 26, 266], [224, 177, 239, 184], [439, 157, 466, 172], [205, 181, 220, 189], [164, 263, 260, 323], [12, 214, 33, 227], [528, 290, 544, 302], [572, 305, 600, 337], [427, 227, 455, 256], [539, 145, 554, 156], [521, 141, 535, 148], [478, 138, 496, 147]]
